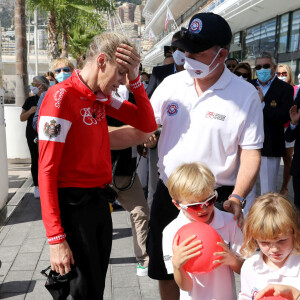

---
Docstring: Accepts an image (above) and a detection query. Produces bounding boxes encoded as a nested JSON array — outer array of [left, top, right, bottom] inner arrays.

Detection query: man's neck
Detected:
[[194, 65, 224, 97]]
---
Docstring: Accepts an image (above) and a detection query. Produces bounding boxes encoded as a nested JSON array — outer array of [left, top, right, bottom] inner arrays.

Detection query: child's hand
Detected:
[[172, 234, 202, 270], [254, 284, 300, 300], [212, 242, 243, 273]]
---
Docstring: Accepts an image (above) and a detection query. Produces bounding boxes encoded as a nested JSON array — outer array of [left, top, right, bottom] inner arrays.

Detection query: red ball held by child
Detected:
[[174, 221, 224, 274]]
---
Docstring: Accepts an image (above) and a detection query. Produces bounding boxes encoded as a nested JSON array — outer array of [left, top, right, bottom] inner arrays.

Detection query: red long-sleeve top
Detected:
[[38, 70, 156, 244]]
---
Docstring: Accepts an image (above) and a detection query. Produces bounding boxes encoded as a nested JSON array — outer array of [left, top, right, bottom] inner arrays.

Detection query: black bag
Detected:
[[41, 266, 77, 300]]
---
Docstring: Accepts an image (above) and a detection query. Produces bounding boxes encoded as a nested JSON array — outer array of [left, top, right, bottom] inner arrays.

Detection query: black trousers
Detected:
[[147, 180, 233, 280], [58, 188, 113, 300], [293, 175, 300, 210], [26, 134, 38, 186]]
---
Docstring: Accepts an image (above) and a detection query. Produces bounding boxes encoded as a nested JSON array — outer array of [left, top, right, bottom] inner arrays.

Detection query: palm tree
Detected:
[[26, 0, 113, 62], [15, 0, 29, 107]]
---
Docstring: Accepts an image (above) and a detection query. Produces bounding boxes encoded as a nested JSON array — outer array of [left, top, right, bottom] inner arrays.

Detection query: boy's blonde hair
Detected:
[[86, 32, 133, 62], [167, 162, 215, 202], [241, 193, 300, 257], [52, 58, 75, 72]]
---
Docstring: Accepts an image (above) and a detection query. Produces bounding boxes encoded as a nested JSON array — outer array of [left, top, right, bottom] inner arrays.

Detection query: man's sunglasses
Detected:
[[255, 64, 271, 70], [177, 191, 218, 211], [170, 46, 185, 53], [54, 67, 71, 74], [276, 71, 287, 77], [235, 71, 249, 79]]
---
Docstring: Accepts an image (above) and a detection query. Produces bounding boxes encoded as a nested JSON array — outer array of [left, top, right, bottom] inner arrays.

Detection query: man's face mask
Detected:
[[184, 48, 223, 79], [172, 50, 186, 66]]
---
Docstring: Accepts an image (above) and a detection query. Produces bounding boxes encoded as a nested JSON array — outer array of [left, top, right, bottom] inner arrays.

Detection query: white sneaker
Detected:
[[34, 186, 40, 198], [136, 262, 148, 276]]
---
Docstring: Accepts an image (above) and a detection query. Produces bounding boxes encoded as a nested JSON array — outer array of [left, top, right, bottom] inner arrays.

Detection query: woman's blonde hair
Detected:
[[86, 32, 133, 62], [241, 193, 300, 257], [52, 58, 75, 72], [278, 64, 295, 86], [167, 162, 215, 202]]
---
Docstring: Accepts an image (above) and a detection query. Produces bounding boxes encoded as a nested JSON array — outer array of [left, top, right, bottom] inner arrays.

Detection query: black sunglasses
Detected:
[[235, 71, 249, 78], [255, 64, 271, 70], [54, 67, 71, 74]]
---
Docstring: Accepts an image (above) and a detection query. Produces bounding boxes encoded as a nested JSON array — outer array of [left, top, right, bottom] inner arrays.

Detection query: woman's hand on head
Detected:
[[115, 44, 140, 81]]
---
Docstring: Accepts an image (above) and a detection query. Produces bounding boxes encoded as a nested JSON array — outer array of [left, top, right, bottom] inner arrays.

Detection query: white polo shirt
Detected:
[[163, 208, 244, 300], [151, 67, 264, 187], [239, 251, 300, 300]]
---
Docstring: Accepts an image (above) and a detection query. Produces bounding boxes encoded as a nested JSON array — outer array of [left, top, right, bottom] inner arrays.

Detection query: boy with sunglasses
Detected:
[[163, 162, 244, 300]]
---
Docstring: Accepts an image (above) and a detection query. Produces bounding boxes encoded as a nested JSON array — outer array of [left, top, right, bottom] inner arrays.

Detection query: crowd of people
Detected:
[[19, 11, 300, 300]]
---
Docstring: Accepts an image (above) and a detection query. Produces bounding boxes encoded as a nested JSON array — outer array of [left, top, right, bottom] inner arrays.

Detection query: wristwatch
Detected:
[[229, 194, 246, 209]]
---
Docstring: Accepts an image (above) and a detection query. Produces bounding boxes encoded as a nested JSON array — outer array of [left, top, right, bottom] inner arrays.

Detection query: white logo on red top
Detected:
[[54, 88, 67, 108], [189, 18, 202, 33], [80, 105, 106, 125]]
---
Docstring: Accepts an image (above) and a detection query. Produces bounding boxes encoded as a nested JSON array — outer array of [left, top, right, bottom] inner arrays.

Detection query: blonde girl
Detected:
[[238, 193, 300, 300]]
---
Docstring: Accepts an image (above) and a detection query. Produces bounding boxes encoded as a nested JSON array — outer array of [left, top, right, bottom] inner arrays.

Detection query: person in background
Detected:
[[225, 57, 239, 72], [45, 71, 57, 86], [233, 62, 252, 82], [20, 76, 49, 198], [246, 52, 293, 214], [32, 58, 75, 131], [277, 64, 297, 196], [239, 193, 300, 299], [285, 90, 300, 210], [141, 71, 150, 89]]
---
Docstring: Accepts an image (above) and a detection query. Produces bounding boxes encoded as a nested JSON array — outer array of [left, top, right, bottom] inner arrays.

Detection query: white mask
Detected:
[[278, 76, 287, 82], [30, 86, 40, 95], [172, 50, 185, 66], [240, 75, 247, 81], [184, 48, 223, 79]]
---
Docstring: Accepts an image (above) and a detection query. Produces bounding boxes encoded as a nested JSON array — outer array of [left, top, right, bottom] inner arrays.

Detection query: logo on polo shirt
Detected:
[[43, 119, 61, 138], [54, 88, 67, 108], [189, 18, 202, 33], [206, 111, 226, 121], [167, 102, 179, 116]]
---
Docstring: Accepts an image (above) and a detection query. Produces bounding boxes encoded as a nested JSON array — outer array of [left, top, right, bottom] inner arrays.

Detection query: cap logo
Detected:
[[189, 18, 202, 33]]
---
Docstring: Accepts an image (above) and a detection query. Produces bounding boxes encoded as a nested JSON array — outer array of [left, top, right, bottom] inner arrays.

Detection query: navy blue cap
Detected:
[[172, 13, 232, 53]]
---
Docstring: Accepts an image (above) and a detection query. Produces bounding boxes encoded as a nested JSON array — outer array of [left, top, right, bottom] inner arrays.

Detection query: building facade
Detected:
[[142, 0, 300, 83]]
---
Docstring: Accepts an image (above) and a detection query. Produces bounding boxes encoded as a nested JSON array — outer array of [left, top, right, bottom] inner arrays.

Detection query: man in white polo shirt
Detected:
[[146, 12, 264, 300]]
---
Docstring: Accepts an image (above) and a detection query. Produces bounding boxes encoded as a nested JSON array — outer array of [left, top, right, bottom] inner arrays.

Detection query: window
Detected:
[[245, 18, 276, 59], [289, 9, 300, 52], [278, 13, 289, 53]]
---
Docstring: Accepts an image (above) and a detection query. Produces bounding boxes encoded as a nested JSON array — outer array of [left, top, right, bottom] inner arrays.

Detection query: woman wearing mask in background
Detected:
[[20, 76, 49, 198], [45, 71, 57, 86], [233, 62, 252, 82], [277, 64, 297, 196], [32, 58, 74, 132]]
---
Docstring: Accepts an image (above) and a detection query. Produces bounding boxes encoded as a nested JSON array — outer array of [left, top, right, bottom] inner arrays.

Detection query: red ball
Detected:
[[174, 221, 224, 274]]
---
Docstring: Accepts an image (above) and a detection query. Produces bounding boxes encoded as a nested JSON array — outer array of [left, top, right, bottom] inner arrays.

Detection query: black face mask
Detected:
[[41, 266, 77, 300]]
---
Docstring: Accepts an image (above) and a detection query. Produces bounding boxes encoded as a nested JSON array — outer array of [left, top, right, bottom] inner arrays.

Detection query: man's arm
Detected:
[[109, 125, 154, 150], [224, 148, 261, 226], [32, 91, 46, 131]]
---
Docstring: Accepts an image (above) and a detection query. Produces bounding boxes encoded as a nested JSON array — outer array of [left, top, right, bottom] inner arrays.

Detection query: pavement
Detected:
[[0, 161, 294, 299]]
